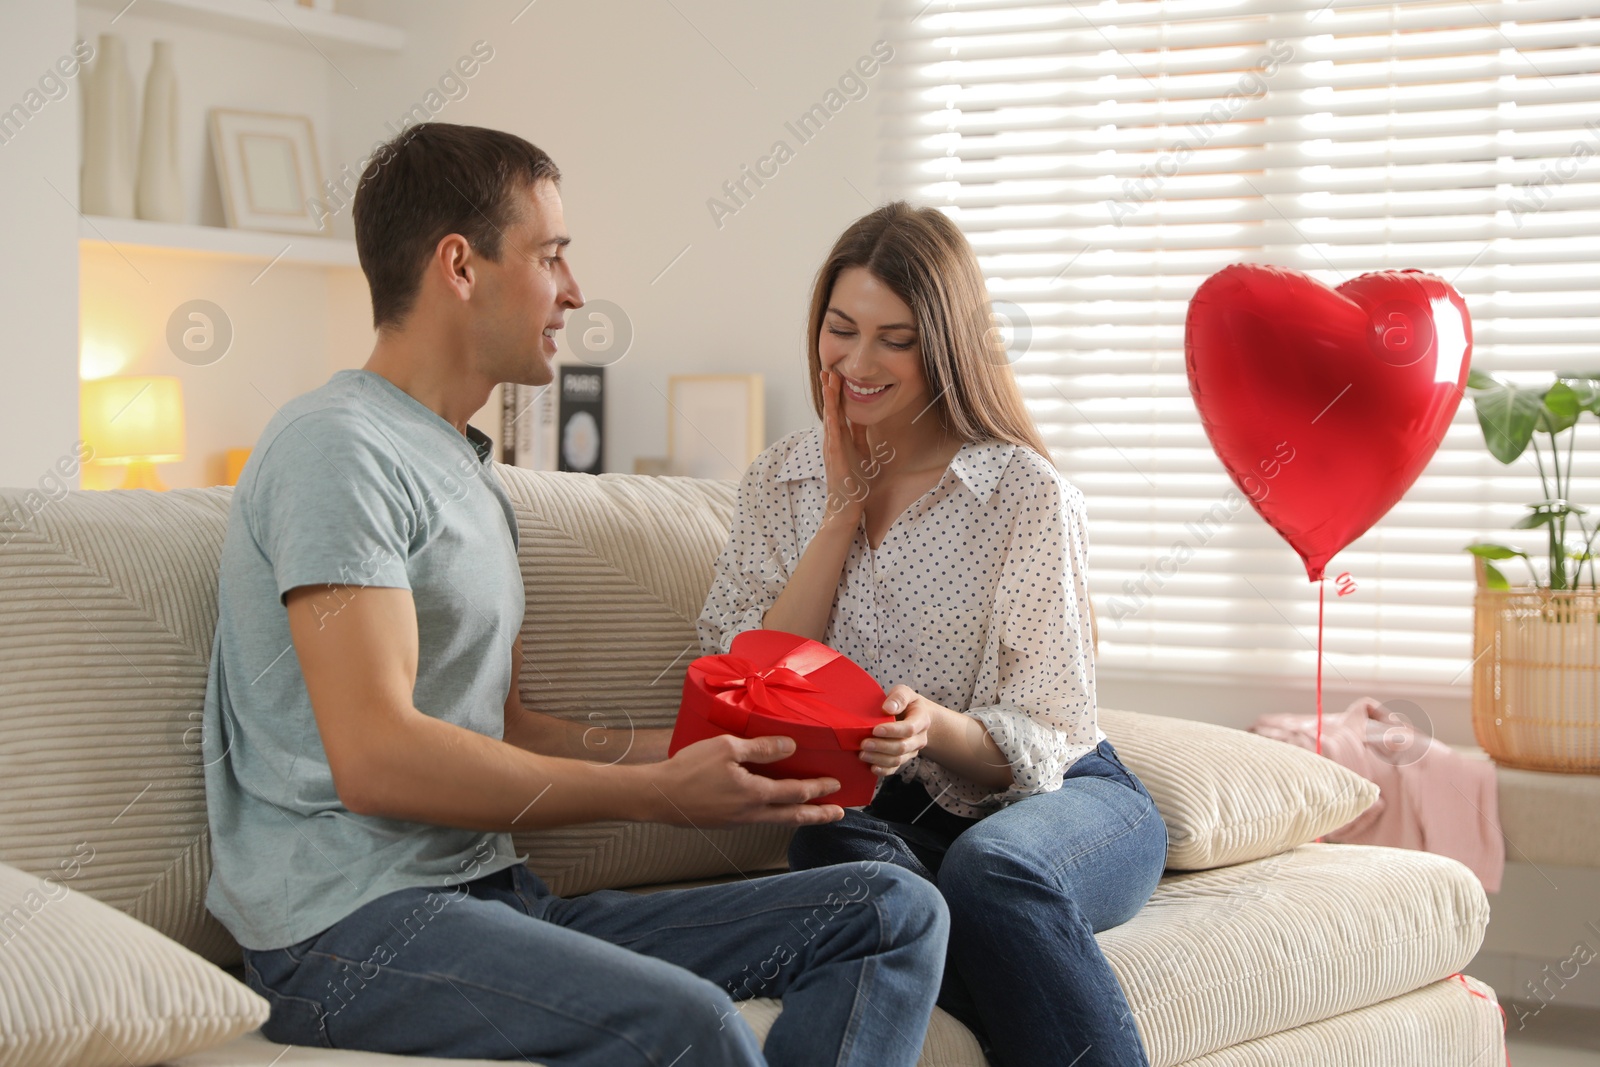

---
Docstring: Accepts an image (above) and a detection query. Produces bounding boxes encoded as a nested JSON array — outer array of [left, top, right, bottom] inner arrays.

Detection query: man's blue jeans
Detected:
[[241, 858, 948, 1066], [789, 739, 1168, 1067]]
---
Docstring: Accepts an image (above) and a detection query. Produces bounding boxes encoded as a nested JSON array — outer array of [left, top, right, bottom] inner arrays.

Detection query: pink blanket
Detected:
[[1251, 697, 1504, 893]]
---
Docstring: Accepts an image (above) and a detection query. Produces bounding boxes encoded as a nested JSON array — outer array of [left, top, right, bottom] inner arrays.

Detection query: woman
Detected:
[[697, 202, 1167, 1067]]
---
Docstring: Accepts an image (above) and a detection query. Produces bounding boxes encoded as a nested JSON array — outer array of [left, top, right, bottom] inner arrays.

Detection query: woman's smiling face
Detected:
[[819, 267, 931, 430]]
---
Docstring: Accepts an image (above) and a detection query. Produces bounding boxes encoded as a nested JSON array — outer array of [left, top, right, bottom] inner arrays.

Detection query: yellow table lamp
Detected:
[[81, 375, 186, 491]]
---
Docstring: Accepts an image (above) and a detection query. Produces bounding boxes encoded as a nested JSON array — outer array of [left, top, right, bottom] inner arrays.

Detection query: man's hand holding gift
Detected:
[[671, 630, 895, 806], [650, 731, 847, 825]]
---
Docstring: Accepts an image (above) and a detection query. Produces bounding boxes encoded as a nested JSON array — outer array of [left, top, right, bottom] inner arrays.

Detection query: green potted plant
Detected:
[[1463, 369, 1600, 772]]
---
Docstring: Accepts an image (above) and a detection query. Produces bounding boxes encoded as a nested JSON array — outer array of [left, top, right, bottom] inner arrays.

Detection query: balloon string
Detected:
[[1316, 578, 1325, 758], [1312, 578, 1327, 847]]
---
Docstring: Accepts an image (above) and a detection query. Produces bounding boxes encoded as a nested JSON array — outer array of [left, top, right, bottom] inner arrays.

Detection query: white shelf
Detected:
[[79, 214, 359, 268], [77, 0, 404, 53]]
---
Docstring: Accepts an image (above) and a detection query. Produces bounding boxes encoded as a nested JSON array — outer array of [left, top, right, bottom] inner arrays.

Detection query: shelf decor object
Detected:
[[224, 447, 251, 486], [500, 381, 558, 470], [77, 0, 405, 53], [208, 108, 325, 234], [135, 40, 184, 223], [81, 33, 138, 218], [80, 375, 187, 491], [78, 214, 357, 267], [558, 367, 605, 475], [667, 374, 764, 480]]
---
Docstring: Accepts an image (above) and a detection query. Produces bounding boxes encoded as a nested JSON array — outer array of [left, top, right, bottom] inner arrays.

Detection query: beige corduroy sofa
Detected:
[[0, 469, 1507, 1067]]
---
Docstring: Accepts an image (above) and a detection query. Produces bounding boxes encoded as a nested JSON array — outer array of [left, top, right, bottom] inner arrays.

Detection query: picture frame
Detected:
[[208, 108, 326, 234], [667, 375, 764, 480]]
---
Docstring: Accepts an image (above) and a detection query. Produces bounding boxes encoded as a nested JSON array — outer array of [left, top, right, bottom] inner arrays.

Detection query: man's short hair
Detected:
[[353, 122, 561, 331]]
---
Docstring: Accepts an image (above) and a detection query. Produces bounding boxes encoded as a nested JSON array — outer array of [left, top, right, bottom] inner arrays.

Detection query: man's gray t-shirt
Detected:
[[203, 368, 526, 951]]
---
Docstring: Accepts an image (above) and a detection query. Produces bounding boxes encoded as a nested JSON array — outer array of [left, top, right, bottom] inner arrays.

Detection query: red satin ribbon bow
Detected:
[[696, 639, 847, 733]]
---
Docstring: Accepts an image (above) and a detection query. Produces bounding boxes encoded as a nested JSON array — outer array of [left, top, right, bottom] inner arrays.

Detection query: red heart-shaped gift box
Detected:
[[668, 630, 887, 806]]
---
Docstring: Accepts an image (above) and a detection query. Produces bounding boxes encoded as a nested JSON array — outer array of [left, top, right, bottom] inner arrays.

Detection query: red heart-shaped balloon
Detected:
[[1185, 265, 1472, 582]]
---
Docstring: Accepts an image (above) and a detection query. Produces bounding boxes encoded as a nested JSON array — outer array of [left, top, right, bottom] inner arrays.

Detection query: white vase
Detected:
[[136, 40, 183, 223], [81, 33, 137, 218]]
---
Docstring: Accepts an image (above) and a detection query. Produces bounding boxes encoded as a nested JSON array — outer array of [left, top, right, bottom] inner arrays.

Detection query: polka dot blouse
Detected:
[[697, 426, 1103, 819]]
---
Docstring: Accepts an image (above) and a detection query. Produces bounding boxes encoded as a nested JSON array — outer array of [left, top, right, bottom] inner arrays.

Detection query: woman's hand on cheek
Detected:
[[821, 370, 873, 527], [860, 684, 936, 776]]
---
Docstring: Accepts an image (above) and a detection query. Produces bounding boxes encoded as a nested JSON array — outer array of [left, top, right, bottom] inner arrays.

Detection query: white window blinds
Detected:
[[884, 0, 1600, 688]]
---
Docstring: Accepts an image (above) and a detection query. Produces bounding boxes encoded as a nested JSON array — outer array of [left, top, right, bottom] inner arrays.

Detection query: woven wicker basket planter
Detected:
[[1471, 575, 1600, 773]]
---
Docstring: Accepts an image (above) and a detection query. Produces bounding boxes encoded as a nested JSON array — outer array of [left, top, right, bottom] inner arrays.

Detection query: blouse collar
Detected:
[[777, 427, 1016, 505]]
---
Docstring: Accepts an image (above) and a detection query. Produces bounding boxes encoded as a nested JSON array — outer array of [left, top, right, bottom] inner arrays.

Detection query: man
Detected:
[[201, 122, 948, 1067]]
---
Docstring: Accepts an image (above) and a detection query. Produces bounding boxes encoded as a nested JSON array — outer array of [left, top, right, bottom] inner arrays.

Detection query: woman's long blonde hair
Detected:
[[805, 201, 1048, 458]]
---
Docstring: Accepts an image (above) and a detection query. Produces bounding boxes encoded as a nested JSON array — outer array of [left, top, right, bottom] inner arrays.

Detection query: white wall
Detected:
[[336, 0, 889, 476], [0, 5, 83, 490]]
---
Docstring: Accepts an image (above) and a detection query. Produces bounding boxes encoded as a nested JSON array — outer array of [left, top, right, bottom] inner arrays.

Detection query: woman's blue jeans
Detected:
[[241, 859, 949, 1066], [789, 739, 1168, 1067]]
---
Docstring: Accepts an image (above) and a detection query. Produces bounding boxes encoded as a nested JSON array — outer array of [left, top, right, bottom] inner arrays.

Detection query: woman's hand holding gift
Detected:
[[861, 684, 935, 777], [869, 684, 1019, 791]]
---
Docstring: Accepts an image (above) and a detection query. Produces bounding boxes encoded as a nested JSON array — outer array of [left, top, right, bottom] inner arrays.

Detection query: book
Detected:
[[500, 382, 558, 470]]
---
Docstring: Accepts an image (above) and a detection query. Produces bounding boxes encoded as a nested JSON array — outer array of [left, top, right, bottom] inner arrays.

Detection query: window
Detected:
[[886, 0, 1600, 688]]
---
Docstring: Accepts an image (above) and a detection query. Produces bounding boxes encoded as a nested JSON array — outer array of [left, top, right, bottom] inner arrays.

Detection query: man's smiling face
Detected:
[[470, 178, 584, 389]]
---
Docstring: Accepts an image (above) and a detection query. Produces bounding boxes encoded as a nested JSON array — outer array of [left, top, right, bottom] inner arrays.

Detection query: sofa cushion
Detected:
[[494, 469, 792, 893], [166, 847, 1493, 1067], [0, 475, 788, 969], [1100, 706, 1380, 870], [171, 972, 1504, 1067], [0, 860, 268, 1067], [170, 1000, 988, 1067], [1101, 843, 1489, 1066], [1171, 973, 1504, 1067], [630, 842, 1490, 1066], [0, 487, 242, 964]]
